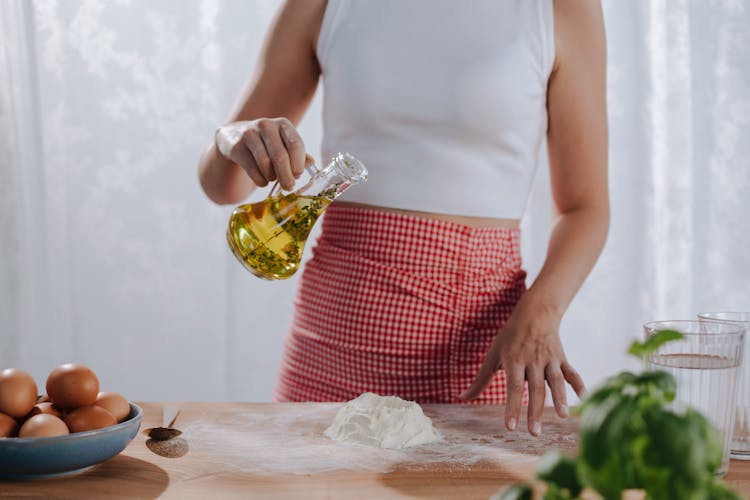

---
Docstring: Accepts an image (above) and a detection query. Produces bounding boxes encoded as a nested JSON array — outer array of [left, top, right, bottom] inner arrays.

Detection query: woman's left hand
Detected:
[[460, 297, 585, 436]]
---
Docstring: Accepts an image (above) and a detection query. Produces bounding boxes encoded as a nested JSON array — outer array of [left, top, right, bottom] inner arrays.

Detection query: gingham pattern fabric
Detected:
[[274, 204, 527, 404]]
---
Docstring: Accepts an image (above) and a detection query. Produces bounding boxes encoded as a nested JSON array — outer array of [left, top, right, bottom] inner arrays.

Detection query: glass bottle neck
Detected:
[[270, 152, 368, 201]]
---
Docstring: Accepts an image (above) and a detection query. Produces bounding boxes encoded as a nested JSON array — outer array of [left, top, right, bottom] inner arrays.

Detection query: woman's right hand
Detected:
[[215, 118, 307, 191]]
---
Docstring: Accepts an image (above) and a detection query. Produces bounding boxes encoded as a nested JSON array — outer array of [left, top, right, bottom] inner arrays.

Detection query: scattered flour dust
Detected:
[[185, 397, 578, 475], [324, 393, 441, 449]]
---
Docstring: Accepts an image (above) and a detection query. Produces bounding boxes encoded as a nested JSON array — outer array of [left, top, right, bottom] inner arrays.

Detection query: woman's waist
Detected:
[[334, 202, 520, 229], [317, 203, 522, 271], [321, 141, 536, 219]]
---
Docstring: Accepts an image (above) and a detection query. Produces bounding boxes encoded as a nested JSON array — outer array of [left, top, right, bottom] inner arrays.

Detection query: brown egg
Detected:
[[65, 406, 116, 433], [94, 391, 130, 423], [19, 414, 69, 438], [0, 368, 38, 418], [0, 412, 19, 438], [27, 402, 64, 420], [46, 364, 99, 410]]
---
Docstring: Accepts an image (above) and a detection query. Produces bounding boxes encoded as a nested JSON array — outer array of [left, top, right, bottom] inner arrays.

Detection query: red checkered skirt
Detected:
[[274, 204, 527, 404]]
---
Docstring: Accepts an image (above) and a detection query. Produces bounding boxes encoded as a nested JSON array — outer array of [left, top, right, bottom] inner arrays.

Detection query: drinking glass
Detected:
[[698, 312, 750, 460], [643, 320, 745, 476]]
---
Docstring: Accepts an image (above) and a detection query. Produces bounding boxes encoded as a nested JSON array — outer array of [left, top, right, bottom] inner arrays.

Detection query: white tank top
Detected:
[[317, 0, 554, 219]]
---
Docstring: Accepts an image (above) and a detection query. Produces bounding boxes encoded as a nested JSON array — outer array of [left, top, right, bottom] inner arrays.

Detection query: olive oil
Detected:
[[226, 192, 332, 280], [226, 152, 368, 280]]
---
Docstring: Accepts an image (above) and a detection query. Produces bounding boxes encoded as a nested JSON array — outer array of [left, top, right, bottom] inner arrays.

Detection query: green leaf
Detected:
[[535, 452, 582, 497], [635, 370, 676, 403], [577, 393, 640, 498], [633, 407, 725, 500], [493, 483, 533, 500], [628, 329, 683, 359], [707, 478, 744, 500], [542, 483, 574, 500], [576, 371, 637, 414], [523, 327, 744, 500]]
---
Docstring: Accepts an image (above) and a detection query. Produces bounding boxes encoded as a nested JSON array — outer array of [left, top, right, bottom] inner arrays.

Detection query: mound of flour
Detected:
[[324, 393, 442, 449]]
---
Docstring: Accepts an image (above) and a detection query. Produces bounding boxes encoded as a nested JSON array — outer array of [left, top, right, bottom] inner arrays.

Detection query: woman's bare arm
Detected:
[[463, 0, 609, 436], [198, 0, 326, 205]]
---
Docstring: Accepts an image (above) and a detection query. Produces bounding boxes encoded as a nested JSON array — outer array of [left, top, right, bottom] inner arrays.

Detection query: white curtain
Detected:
[[1, 0, 748, 402]]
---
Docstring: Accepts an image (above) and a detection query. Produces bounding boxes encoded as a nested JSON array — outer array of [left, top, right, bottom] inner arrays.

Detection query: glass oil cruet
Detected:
[[226, 152, 368, 280]]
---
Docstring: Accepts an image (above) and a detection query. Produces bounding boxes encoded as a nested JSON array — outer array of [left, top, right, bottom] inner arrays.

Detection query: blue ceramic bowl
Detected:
[[0, 402, 143, 480]]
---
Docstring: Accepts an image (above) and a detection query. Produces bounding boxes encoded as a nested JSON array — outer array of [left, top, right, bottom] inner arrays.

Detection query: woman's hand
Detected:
[[215, 118, 308, 191], [462, 0, 607, 439], [461, 297, 585, 437], [198, 1, 325, 205]]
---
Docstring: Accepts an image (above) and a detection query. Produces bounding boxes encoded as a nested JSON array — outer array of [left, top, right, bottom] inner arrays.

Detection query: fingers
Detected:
[[258, 120, 296, 190], [561, 361, 586, 399], [232, 145, 268, 187], [216, 118, 305, 190], [459, 322, 583, 438], [526, 366, 546, 436], [504, 365, 525, 432], [280, 121, 306, 179], [243, 131, 274, 183], [460, 341, 501, 402], [545, 364, 569, 418]]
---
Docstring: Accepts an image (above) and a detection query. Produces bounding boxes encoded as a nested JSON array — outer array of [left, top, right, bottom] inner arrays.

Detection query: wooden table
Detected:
[[1, 402, 749, 499]]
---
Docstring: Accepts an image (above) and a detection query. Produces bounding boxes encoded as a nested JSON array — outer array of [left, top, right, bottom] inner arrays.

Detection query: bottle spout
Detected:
[[331, 152, 368, 185]]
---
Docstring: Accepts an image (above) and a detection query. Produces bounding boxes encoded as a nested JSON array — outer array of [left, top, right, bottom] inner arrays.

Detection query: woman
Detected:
[[199, 0, 608, 437]]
